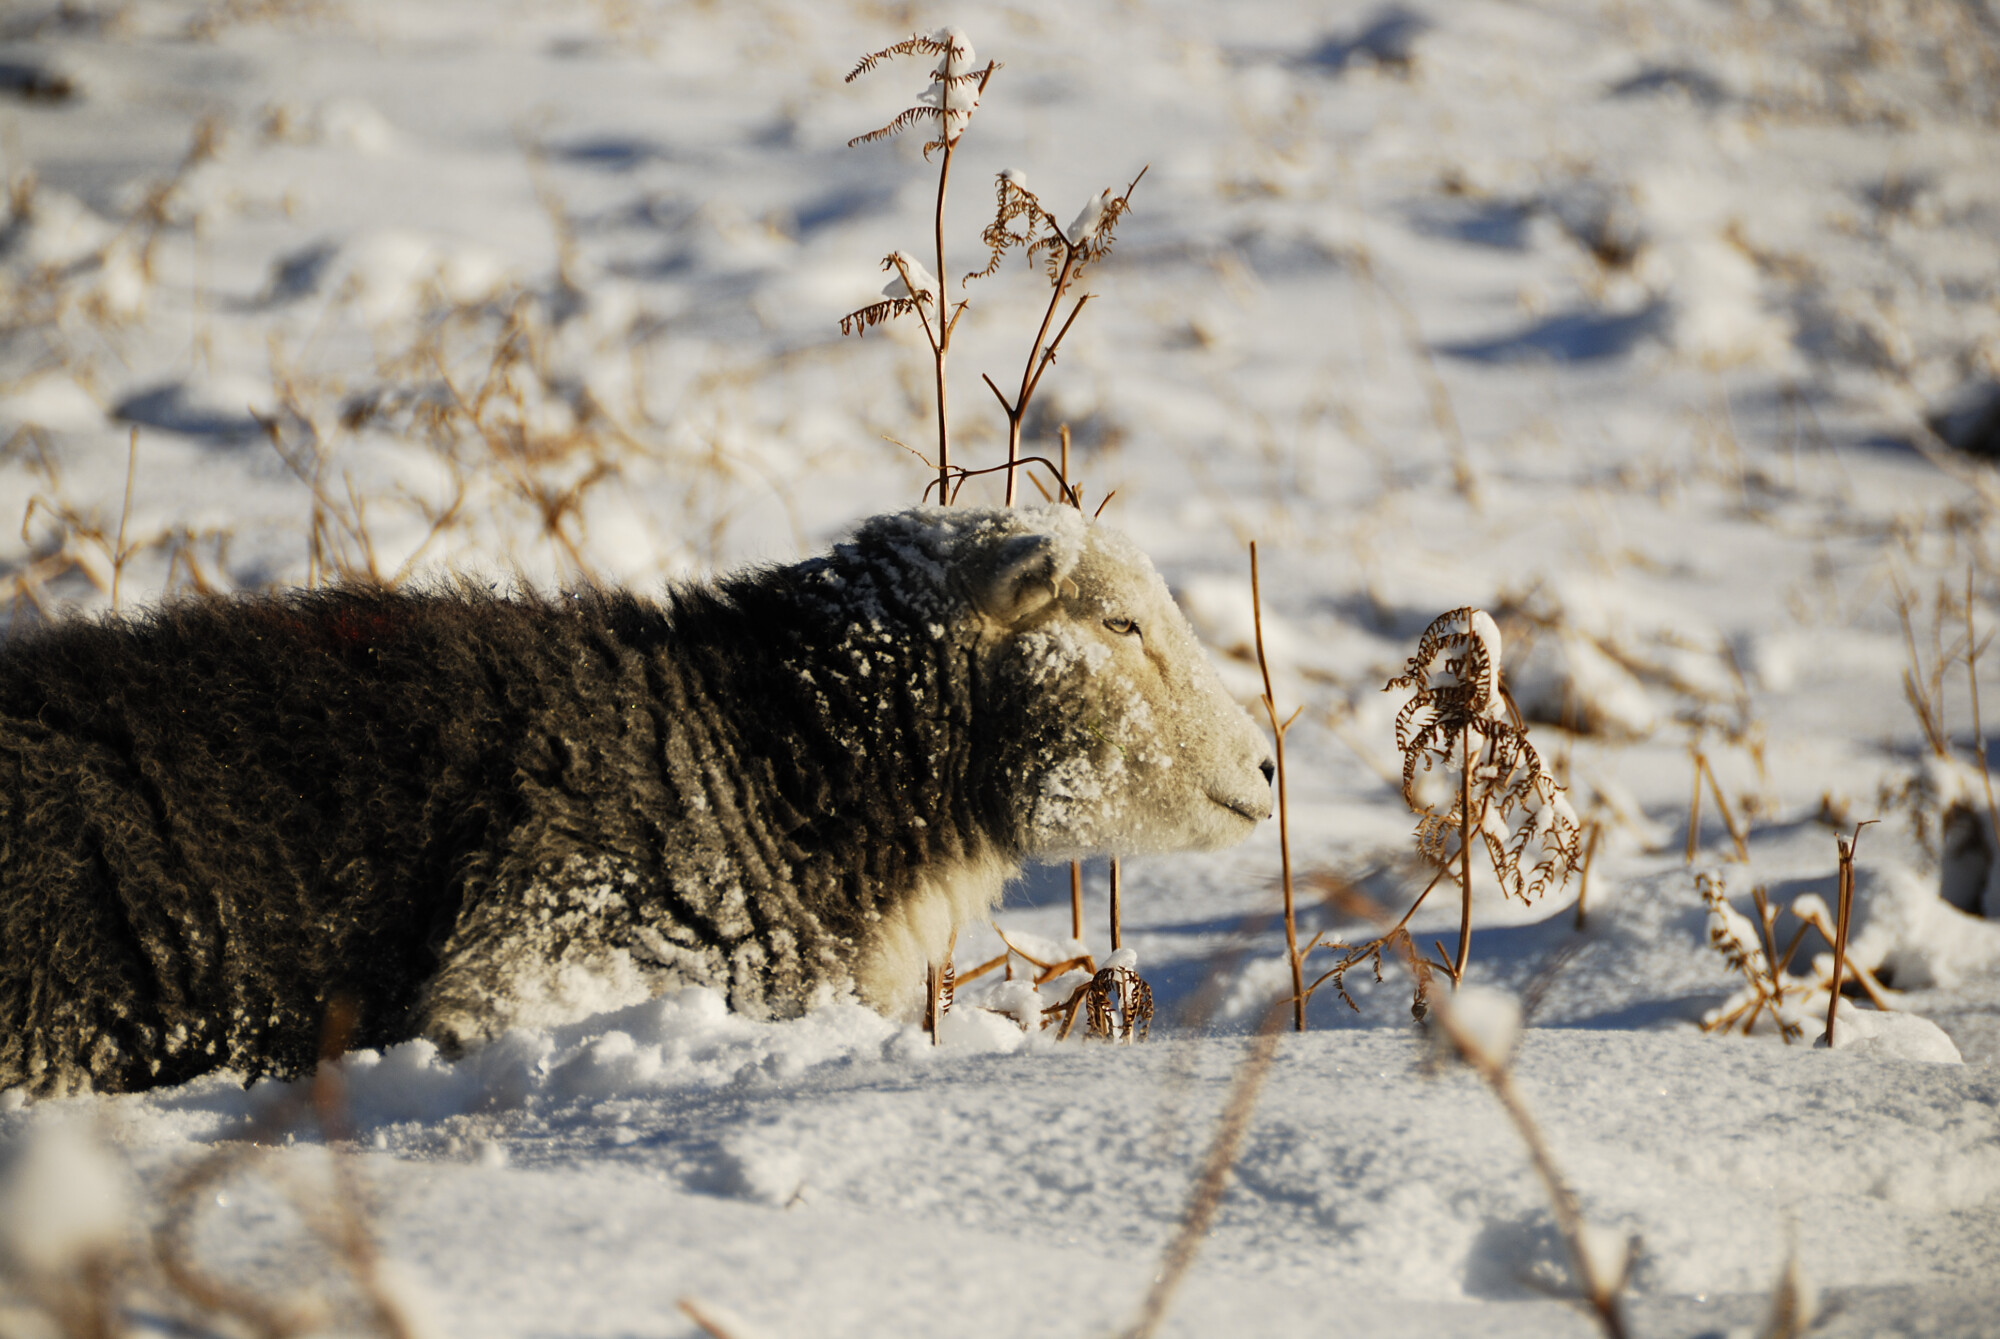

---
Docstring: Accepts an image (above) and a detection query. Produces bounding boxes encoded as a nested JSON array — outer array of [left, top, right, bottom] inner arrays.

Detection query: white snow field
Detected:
[[4, 0, 2000, 1335]]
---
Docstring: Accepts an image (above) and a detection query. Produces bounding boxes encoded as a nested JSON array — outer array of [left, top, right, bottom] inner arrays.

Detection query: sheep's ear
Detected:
[[971, 533, 1075, 626]]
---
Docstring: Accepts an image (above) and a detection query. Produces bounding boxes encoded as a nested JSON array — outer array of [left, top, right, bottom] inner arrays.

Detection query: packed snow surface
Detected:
[[3, 0, 2000, 1335]]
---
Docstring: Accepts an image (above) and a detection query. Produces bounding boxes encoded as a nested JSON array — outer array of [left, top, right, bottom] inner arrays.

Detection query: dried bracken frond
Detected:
[[1387, 608, 1584, 905], [970, 167, 1148, 289], [845, 28, 996, 157], [968, 169, 1050, 282], [846, 32, 957, 83], [838, 252, 938, 338], [838, 297, 921, 336]]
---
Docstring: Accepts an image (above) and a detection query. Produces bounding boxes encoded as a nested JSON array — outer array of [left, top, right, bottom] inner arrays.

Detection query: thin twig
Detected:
[[1109, 857, 1123, 951], [1823, 822, 1873, 1046], [110, 427, 139, 612], [1250, 542, 1303, 1030], [1699, 754, 1752, 862], [1685, 741, 1705, 863], [1572, 820, 1601, 931]]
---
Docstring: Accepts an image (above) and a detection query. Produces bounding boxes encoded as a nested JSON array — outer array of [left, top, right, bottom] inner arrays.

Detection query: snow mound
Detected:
[[0, 1117, 132, 1274], [1812, 1001, 1962, 1064], [1845, 863, 2000, 991], [183, 989, 922, 1134]]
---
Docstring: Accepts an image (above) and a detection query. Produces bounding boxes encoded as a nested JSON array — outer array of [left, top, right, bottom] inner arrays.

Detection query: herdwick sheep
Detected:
[[0, 504, 1273, 1095]]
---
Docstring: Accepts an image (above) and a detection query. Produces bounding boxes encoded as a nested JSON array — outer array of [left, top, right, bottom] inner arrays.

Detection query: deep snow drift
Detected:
[[3, 0, 2000, 1335]]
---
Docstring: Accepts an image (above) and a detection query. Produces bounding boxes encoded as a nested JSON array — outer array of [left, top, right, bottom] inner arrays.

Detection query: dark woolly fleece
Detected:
[[0, 523, 1050, 1094]]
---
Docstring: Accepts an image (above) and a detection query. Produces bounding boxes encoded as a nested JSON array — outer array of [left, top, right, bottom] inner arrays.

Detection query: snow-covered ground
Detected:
[[4, 0, 2000, 1334]]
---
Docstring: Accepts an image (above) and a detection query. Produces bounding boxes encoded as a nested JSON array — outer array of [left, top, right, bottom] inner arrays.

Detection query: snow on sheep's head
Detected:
[[936, 505, 1275, 858]]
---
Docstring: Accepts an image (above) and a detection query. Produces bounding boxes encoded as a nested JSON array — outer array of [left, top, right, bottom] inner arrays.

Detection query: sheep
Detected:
[[0, 504, 1273, 1095]]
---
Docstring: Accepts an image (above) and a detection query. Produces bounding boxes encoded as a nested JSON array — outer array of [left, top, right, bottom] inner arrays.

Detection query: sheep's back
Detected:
[[0, 588, 534, 1090]]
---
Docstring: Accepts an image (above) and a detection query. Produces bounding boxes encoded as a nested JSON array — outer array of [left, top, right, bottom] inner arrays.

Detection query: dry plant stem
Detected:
[[1699, 753, 1752, 862], [1573, 821, 1600, 931], [1895, 578, 1953, 757], [989, 270, 1091, 506], [1685, 741, 1705, 863], [993, 923, 1095, 985], [1109, 857, 1123, 951], [912, 63, 997, 502], [1121, 1001, 1287, 1339], [678, 1298, 748, 1339], [1790, 901, 1894, 1011], [1749, 886, 1801, 1044], [924, 960, 941, 1043], [925, 453, 1080, 507], [1070, 859, 1083, 940], [1249, 543, 1304, 1030], [981, 166, 1145, 504], [956, 951, 1008, 987], [1968, 575, 2000, 871], [1824, 822, 1872, 1046], [111, 427, 138, 611], [1301, 864, 1450, 1001], [1440, 1013, 1629, 1339], [1456, 728, 1474, 983]]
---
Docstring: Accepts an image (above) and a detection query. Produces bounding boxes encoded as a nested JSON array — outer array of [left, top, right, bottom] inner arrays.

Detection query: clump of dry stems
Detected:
[[1881, 570, 2000, 893], [1696, 822, 1892, 1045], [840, 27, 1143, 507], [1290, 608, 1583, 1020], [928, 903, 1153, 1044]]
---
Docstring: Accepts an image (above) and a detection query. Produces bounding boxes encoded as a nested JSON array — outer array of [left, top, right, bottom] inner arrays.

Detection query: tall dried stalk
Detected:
[[1685, 742, 1751, 863], [1823, 822, 1872, 1047], [110, 428, 139, 611], [1248, 542, 1304, 1030], [1108, 857, 1123, 951], [841, 30, 998, 502], [973, 167, 1145, 503]]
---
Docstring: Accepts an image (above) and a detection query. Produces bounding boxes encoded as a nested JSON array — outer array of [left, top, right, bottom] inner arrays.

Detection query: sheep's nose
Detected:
[[1260, 758, 1276, 787]]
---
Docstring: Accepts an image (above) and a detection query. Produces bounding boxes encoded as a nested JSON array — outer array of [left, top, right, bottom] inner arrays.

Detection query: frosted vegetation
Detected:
[[3, 0, 2000, 1336]]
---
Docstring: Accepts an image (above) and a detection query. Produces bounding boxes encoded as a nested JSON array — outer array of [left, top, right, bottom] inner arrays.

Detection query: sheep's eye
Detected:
[[1104, 616, 1141, 637]]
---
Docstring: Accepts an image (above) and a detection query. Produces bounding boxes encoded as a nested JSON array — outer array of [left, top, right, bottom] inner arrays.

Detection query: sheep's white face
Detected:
[[970, 510, 1274, 859]]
